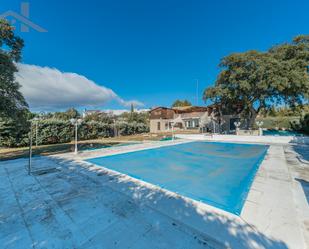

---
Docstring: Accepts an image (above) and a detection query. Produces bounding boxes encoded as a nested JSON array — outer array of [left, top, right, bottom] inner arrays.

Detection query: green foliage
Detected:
[[116, 111, 149, 135], [256, 116, 299, 130], [37, 119, 73, 145], [119, 111, 149, 124], [268, 35, 309, 102], [260, 104, 309, 117], [171, 99, 192, 107], [0, 20, 28, 118], [299, 114, 309, 134], [79, 121, 114, 140], [83, 112, 114, 124], [204, 35, 309, 128], [290, 113, 309, 135], [117, 121, 149, 136], [51, 108, 80, 120], [0, 109, 31, 147], [0, 111, 149, 147]]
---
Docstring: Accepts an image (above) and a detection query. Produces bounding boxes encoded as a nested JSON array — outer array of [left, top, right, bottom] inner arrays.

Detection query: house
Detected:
[[149, 105, 240, 133]]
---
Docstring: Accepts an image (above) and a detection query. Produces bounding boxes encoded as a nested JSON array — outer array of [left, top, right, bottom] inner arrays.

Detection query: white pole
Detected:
[[28, 124, 33, 175], [74, 123, 78, 154], [70, 118, 82, 155], [172, 125, 174, 141], [35, 122, 38, 147]]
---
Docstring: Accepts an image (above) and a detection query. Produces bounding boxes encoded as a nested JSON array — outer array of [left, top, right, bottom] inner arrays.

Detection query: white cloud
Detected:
[[15, 63, 144, 110]]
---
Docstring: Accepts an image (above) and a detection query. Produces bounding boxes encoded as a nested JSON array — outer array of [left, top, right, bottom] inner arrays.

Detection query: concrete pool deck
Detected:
[[1, 139, 308, 248]]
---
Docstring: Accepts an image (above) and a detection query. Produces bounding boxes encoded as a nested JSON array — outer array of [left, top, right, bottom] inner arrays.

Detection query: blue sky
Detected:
[[1, 0, 309, 110]]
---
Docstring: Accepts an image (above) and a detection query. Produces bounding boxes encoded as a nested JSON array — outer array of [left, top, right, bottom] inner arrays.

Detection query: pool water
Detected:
[[159, 136, 179, 141], [86, 142, 268, 215], [82, 142, 140, 151], [263, 130, 302, 136]]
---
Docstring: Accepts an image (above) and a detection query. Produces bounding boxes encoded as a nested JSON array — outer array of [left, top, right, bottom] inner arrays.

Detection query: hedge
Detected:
[[255, 116, 300, 129], [0, 118, 149, 148]]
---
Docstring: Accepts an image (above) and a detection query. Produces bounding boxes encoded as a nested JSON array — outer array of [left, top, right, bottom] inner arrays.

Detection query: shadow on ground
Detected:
[[290, 136, 309, 148], [1, 156, 289, 249], [291, 144, 309, 162], [71, 158, 289, 249], [295, 178, 309, 205]]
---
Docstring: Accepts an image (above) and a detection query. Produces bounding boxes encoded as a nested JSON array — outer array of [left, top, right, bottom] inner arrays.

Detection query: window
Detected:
[[157, 122, 161, 130], [194, 119, 200, 127], [185, 119, 199, 129]]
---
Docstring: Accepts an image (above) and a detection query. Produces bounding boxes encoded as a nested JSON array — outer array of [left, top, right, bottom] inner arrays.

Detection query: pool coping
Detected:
[[52, 139, 307, 249]]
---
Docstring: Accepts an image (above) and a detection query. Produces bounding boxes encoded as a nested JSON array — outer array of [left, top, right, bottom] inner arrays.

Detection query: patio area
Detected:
[[0, 156, 218, 249], [0, 140, 308, 249]]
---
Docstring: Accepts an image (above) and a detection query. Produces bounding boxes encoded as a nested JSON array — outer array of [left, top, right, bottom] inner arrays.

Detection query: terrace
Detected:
[[1, 137, 308, 249]]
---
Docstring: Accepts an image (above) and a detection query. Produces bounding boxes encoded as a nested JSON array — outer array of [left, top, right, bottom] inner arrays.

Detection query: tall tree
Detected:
[[204, 35, 309, 128], [0, 20, 27, 118], [172, 99, 192, 107], [0, 108, 32, 147], [269, 35, 309, 104]]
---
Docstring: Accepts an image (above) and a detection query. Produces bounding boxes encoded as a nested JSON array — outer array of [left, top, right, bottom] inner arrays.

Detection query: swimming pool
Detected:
[[82, 142, 141, 151], [86, 142, 268, 215], [159, 136, 179, 141]]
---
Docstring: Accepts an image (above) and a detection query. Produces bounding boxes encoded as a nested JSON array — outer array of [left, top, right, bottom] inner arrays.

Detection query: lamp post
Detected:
[[32, 117, 39, 147], [70, 118, 82, 154], [28, 117, 40, 175], [113, 119, 117, 137], [28, 122, 33, 175], [256, 121, 264, 136], [234, 121, 241, 135]]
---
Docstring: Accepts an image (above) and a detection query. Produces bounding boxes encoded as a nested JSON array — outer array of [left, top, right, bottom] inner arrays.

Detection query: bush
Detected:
[[300, 114, 309, 135], [0, 118, 150, 148], [37, 119, 72, 145], [0, 111, 31, 147], [79, 121, 114, 140], [37, 119, 114, 145], [291, 114, 309, 135], [255, 116, 300, 129], [117, 121, 149, 136]]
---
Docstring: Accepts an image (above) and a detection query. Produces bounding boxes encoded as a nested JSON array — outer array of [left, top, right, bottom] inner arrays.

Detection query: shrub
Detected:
[[291, 114, 309, 135], [37, 119, 72, 145], [255, 116, 300, 129], [117, 121, 149, 136], [79, 121, 114, 140], [0, 118, 149, 148], [0, 111, 31, 147]]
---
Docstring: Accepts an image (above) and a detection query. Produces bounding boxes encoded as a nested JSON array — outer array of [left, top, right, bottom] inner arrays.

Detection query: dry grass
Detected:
[[0, 133, 164, 161], [0, 130, 200, 161]]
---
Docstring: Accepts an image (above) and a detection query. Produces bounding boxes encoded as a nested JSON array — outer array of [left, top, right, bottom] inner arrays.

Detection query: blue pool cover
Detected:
[[86, 142, 268, 215]]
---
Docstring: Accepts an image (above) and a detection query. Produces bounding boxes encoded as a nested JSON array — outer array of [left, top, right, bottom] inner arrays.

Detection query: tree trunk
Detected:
[[247, 107, 258, 129]]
